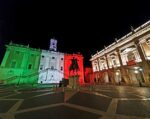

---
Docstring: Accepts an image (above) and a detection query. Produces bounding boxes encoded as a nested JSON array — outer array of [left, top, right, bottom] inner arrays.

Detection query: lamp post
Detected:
[[139, 67, 144, 83], [134, 70, 142, 87], [116, 71, 120, 85]]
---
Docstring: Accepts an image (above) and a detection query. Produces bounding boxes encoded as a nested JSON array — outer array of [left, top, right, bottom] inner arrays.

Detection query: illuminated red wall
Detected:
[[64, 54, 84, 84], [84, 67, 94, 83]]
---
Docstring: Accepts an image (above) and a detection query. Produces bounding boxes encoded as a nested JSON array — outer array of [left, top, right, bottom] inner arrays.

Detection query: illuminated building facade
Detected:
[[84, 67, 94, 83], [90, 20, 150, 86], [38, 50, 64, 84], [0, 40, 84, 85], [0, 43, 41, 84], [64, 53, 84, 84]]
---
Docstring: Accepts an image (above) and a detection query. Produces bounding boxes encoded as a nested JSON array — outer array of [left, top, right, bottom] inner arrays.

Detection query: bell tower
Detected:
[[49, 38, 57, 51]]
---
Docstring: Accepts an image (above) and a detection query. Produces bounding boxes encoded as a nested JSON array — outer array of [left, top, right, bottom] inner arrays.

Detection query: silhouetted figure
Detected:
[[69, 57, 79, 74]]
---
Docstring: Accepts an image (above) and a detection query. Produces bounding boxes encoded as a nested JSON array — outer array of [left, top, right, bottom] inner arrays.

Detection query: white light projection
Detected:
[[38, 50, 64, 84]]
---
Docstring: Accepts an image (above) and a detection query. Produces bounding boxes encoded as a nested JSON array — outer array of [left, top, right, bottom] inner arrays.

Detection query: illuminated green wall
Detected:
[[0, 42, 41, 85]]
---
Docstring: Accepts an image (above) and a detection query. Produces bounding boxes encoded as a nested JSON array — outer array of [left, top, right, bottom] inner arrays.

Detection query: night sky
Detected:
[[0, 0, 150, 66]]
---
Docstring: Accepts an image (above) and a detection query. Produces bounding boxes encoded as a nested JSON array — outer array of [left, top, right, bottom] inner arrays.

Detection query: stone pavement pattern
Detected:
[[0, 85, 150, 119]]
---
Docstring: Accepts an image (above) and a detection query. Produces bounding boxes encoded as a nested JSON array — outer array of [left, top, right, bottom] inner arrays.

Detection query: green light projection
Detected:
[[0, 43, 41, 85]]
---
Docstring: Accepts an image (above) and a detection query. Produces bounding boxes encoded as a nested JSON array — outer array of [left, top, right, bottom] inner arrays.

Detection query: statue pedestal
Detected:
[[68, 76, 79, 89]]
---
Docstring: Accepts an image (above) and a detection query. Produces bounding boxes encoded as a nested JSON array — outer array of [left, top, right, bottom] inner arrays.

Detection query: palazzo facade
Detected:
[[90, 20, 150, 86]]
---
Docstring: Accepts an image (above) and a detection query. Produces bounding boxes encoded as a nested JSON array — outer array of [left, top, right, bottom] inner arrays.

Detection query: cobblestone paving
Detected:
[[0, 85, 150, 119], [15, 105, 101, 119], [0, 100, 18, 113], [117, 100, 150, 117], [67, 92, 112, 111]]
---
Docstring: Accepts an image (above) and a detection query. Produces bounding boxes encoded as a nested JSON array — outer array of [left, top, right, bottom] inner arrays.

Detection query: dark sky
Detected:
[[0, 0, 150, 66]]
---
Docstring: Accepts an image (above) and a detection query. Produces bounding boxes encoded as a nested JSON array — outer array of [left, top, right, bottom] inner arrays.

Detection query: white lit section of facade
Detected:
[[90, 20, 150, 85], [120, 53, 128, 65], [90, 20, 150, 61], [107, 55, 113, 68], [92, 60, 99, 72], [38, 50, 64, 84], [139, 34, 150, 60], [98, 56, 108, 70], [118, 42, 142, 65], [108, 52, 120, 68], [133, 50, 142, 62]]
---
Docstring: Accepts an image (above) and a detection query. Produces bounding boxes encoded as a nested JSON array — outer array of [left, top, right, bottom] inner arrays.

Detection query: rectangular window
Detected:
[[28, 64, 32, 69], [16, 51, 20, 54], [112, 59, 117, 65], [51, 66, 54, 70], [40, 65, 43, 70], [61, 66, 63, 71], [11, 61, 16, 68]]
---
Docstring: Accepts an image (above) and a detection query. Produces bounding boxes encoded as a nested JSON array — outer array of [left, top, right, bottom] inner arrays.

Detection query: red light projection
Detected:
[[127, 60, 136, 66], [64, 54, 84, 84], [84, 67, 93, 83]]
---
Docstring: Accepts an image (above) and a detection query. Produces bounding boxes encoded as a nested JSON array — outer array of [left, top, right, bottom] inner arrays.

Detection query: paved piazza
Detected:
[[0, 85, 150, 119]]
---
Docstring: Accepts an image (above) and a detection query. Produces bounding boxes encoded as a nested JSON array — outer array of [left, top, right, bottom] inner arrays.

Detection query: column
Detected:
[[34, 55, 40, 70], [116, 48, 129, 84], [134, 41, 147, 65], [104, 54, 109, 69], [104, 54, 111, 83], [1, 50, 10, 67], [91, 61, 95, 72], [135, 40, 150, 83], [116, 48, 123, 66], [97, 58, 101, 71], [21, 53, 28, 69]]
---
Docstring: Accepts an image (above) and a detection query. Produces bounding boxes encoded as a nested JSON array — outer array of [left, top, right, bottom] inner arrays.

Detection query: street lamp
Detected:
[[139, 68, 143, 71], [134, 70, 142, 87], [138, 67, 144, 83], [116, 71, 120, 85], [134, 70, 139, 74], [116, 72, 119, 76]]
